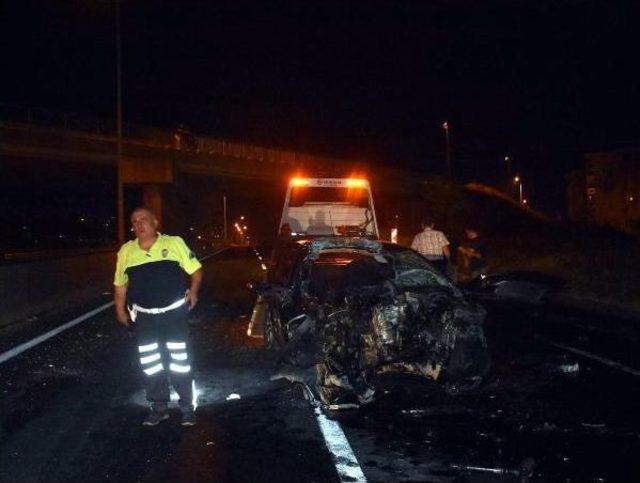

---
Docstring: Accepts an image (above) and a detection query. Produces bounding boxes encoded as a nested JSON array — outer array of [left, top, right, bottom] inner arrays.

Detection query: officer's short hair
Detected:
[[130, 206, 157, 220]]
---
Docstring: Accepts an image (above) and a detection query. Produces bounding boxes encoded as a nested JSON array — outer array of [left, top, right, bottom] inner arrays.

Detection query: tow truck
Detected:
[[278, 177, 379, 239], [248, 177, 379, 338]]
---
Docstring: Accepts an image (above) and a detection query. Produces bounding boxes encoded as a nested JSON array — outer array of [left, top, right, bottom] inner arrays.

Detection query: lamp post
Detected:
[[223, 194, 227, 241], [115, 0, 124, 245], [442, 121, 452, 177], [514, 175, 523, 205], [519, 182, 523, 205]]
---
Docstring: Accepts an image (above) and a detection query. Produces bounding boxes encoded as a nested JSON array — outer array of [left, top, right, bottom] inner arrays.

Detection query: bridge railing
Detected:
[[0, 103, 174, 146], [0, 103, 343, 168], [196, 137, 336, 167], [1, 103, 114, 134]]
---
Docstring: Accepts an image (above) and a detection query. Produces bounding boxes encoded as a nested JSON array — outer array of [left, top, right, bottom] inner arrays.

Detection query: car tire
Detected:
[[265, 306, 285, 350], [444, 328, 490, 394]]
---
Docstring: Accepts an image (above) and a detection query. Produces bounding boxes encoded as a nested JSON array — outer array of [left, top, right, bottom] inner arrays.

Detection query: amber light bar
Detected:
[[290, 177, 311, 187], [289, 177, 369, 188], [345, 178, 367, 188]]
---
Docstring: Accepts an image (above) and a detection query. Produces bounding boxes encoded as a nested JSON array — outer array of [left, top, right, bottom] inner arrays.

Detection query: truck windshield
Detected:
[[289, 187, 369, 207]]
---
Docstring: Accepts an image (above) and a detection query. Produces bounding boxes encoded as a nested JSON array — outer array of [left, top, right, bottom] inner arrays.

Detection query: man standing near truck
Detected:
[[411, 218, 451, 274], [114, 207, 202, 426]]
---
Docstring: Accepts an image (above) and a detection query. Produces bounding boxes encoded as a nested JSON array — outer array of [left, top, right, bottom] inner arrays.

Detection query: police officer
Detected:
[[114, 207, 203, 426]]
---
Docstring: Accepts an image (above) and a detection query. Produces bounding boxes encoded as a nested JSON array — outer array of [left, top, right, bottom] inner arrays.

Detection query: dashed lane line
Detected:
[[0, 302, 114, 365], [541, 338, 640, 377]]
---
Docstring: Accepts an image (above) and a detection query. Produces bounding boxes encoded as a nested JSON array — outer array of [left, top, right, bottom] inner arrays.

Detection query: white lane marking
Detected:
[[542, 338, 640, 377], [192, 379, 199, 409], [0, 301, 114, 365], [0, 244, 237, 365], [304, 387, 367, 483]]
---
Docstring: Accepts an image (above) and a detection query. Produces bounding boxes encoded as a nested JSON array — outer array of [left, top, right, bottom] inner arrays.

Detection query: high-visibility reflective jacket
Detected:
[[114, 234, 201, 308]]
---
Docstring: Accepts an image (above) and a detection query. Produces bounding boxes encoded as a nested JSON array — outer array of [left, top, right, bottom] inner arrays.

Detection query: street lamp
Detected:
[[442, 121, 452, 177], [504, 155, 511, 177], [513, 175, 523, 205]]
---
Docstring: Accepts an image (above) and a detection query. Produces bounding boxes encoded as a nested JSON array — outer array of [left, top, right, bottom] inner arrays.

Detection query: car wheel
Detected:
[[445, 328, 490, 393], [265, 306, 285, 349]]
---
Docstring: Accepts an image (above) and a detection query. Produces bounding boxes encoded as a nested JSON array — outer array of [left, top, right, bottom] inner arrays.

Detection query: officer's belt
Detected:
[[128, 297, 186, 322]]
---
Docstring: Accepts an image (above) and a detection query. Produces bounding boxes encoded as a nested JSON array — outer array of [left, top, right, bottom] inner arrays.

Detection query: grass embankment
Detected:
[[402, 177, 640, 312]]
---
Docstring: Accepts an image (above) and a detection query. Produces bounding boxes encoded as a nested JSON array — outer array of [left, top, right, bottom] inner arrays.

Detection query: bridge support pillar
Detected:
[[142, 184, 163, 227]]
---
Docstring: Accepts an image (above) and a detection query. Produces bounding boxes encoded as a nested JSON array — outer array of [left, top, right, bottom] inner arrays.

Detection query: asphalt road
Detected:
[[1, 247, 639, 482]]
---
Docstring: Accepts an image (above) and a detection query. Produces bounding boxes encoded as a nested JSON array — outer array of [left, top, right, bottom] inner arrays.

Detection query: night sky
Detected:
[[3, 0, 640, 212]]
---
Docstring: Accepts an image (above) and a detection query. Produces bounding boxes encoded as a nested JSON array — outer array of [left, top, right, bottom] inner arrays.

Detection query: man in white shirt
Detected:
[[410, 218, 451, 273]]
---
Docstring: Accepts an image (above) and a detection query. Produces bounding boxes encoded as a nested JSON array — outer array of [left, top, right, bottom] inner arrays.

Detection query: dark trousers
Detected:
[[135, 305, 193, 408], [427, 258, 447, 274]]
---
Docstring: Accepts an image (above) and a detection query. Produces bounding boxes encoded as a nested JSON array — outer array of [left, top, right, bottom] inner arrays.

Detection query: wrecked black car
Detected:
[[255, 237, 490, 409], [463, 270, 565, 306]]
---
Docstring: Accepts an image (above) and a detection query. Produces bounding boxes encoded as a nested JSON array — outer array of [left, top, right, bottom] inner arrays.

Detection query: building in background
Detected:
[[568, 148, 640, 233]]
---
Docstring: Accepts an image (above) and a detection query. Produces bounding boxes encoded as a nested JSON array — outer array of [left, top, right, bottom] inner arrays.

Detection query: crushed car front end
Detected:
[[266, 237, 490, 409]]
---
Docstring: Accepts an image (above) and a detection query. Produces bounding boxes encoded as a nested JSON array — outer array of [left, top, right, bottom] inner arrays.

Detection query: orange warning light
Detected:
[[290, 177, 310, 187], [345, 178, 368, 189]]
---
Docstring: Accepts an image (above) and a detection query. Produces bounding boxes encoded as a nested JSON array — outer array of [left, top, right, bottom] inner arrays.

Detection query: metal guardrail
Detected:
[[0, 103, 344, 168]]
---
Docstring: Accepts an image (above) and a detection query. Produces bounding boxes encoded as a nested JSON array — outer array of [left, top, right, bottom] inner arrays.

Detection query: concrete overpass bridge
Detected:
[[1, 106, 422, 324], [1, 105, 415, 236], [0, 105, 417, 242], [0, 106, 348, 221]]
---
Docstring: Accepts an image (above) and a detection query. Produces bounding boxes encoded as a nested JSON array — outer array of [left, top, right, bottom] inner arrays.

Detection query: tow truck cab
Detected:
[[279, 177, 379, 239]]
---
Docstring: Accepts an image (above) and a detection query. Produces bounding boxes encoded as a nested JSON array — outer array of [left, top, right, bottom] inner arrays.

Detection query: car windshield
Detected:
[[385, 248, 456, 291], [308, 251, 394, 296], [305, 246, 456, 295]]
